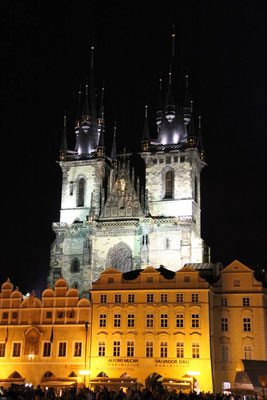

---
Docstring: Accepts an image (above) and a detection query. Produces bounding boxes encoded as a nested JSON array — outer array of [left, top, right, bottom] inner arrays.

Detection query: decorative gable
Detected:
[[222, 260, 254, 274], [100, 162, 144, 219]]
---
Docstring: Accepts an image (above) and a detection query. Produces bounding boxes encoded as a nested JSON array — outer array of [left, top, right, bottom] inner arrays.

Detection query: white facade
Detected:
[[49, 144, 207, 293]]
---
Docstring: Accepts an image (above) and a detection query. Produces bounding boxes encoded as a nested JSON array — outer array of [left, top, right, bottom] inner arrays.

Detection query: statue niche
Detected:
[[24, 327, 40, 356], [106, 242, 132, 273]]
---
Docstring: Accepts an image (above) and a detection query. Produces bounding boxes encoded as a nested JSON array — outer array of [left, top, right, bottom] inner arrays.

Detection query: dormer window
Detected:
[[184, 276, 190, 282], [147, 276, 153, 283], [108, 277, 114, 284]]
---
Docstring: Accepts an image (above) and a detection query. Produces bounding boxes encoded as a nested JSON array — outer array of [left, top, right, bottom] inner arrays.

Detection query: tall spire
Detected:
[[171, 25, 176, 58], [197, 115, 205, 159], [60, 113, 68, 161], [98, 82, 105, 136], [110, 122, 117, 162], [75, 85, 82, 127], [156, 77, 163, 131], [82, 81, 90, 122], [89, 43, 98, 149], [165, 65, 175, 122], [142, 104, 150, 151], [183, 71, 192, 127], [187, 103, 196, 147]]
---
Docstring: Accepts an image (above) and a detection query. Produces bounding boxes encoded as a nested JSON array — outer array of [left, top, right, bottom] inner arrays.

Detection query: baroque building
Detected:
[[1, 261, 266, 393], [48, 34, 208, 294]]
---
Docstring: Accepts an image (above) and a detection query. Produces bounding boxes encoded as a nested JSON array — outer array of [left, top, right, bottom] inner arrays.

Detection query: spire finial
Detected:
[[168, 64, 172, 85], [190, 100, 193, 113], [198, 115, 202, 129], [60, 112, 68, 160], [171, 25, 176, 58], [142, 104, 150, 148], [145, 104, 148, 118], [90, 42, 94, 70]]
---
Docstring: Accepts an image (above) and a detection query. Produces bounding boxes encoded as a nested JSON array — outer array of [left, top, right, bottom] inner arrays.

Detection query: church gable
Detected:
[[100, 161, 144, 219]]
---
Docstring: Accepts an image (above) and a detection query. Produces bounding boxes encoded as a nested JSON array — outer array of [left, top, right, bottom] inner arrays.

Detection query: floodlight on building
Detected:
[[187, 371, 200, 376], [29, 354, 34, 361], [79, 370, 91, 375]]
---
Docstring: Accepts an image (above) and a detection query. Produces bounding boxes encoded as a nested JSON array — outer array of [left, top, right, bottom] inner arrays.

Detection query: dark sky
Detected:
[[1, 1, 266, 295]]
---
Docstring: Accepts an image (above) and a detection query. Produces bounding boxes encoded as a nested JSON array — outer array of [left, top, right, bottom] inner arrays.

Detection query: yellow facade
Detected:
[[0, 261, 266, 393], [90, 266, 214, 392], [0, 278, 90, 387]]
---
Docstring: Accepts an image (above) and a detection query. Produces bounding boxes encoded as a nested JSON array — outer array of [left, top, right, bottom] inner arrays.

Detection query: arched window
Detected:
[[77, 178, 85, 207], [165, 170, 173, 199], [73, 282, 79, 290], [71, 258, 80, 273]]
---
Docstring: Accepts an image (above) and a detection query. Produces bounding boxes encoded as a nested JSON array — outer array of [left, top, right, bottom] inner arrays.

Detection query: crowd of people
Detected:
[[0, 385, 263, 400]]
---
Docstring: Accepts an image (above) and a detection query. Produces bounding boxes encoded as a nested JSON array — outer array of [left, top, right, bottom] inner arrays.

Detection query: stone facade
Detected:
[[48, 144, 207, 293]]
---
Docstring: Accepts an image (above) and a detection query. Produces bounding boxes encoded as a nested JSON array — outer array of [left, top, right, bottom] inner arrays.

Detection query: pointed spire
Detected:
[[82, 81, 90, 122], [75, 85, 82, 127], [89, 43, 98, 149], [156, 77, 163, 130], [165, 65, 175, 122], [171, 25, 176, 58], [187, 108, 196, 147], [142, 105, 150, 151], [197, 115, 205, 159], [60, 113, 68, 161], [98, 82, 105, 138], [110, 122, 117, 162]]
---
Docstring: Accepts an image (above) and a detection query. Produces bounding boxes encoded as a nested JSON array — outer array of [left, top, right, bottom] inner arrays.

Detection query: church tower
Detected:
[[48, 33, 208, 294]]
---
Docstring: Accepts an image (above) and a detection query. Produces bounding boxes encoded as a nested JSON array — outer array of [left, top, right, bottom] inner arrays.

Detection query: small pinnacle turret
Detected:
[[60, 113, 68, 161], [110, 122, 117, 163], [142, 105, 150, 151], [197, 115, 205, 159], [156, 78, 163, 132]]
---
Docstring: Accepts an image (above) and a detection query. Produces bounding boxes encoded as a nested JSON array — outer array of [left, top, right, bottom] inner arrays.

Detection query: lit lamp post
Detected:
[[79, 370, 91, 388]]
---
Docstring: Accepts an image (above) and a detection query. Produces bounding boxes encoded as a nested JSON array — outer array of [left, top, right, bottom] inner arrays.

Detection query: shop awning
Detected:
[[234, 360, 267, 392]]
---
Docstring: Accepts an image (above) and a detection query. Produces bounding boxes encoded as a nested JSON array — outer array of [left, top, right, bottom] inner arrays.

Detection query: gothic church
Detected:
[[48, 34, 208, 293]]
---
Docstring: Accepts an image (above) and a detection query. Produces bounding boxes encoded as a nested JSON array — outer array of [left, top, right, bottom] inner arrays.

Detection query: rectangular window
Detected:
[[127, 314, 135, 328], [146, 342, 153, 358], [176, 342, 184, 358], [58, 342, 67, 357], [191, 314, 200, 328], [12, 342, 21, 357], [176, 293, 184, 303], [99, 314, 107, 328], [43, 342, 51, 357], [128, 294, 135, 303], [221, 318, 229, 332], [98, 341, 106, 357], [46, 311, 52, 319], [243, 297, 250, 307], [221, 298, 228, 307], [233, 280, 240, 287], [192, 343, 200, 358], [146, 314, 154, 328], [176, 314, 184, 328], [147, 294, 154, 303], [114, 314, 121, 328], [160, 314, 168, 328], [100, 294, 107, 303], [108, 277, 114, 284], [160, 293, 168, 303], [113, 341, 120, 356], [243, 318, 251, 332], [2, 313, 8, 320], [0, 343, 6, 357], [244, 345, 252, 360], [57, 311, 64, 319], [74, 342, 82, 357], [222, 344, 229, 362], [147, 276, 153, 283], [191, 293, 199, 303], [114, 294, 121, 303], [184, 276, 190, 282], [67, 311, 75, 318], [152, 159, 157, 165], [12, 312, 18, 319], [180, 156, 185, 163], [160, 342, 168, 358], [174, 156, 178, 163], [127, 341, 134, 357]]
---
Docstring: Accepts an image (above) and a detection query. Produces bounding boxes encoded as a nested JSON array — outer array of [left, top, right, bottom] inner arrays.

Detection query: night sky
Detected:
[[1, 1, 266, 295]]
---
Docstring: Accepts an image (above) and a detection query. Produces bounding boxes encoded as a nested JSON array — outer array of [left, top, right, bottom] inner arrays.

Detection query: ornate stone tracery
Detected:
[[106, 242, 132, 272]]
